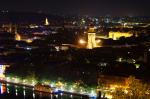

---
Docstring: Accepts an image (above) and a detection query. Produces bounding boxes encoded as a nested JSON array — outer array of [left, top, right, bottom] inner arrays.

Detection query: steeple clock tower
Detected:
[[87, 26, 96, 49]]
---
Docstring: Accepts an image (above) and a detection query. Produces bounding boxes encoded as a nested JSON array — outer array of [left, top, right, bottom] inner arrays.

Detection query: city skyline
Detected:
[[0, 0, 150, 16], [0, 1, 150, 99]]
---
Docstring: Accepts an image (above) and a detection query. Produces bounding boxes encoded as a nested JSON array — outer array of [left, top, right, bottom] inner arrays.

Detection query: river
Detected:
[[0, 82, 89, 99]]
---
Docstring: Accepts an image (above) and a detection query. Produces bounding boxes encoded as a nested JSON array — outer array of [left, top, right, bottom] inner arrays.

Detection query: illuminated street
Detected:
[[0, 76, 97, 98]]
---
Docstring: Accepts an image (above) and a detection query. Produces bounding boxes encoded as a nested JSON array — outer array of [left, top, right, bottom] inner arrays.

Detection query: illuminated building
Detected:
[[25, 39, 33, 43], [87, 27, 96, 49], [108, 31, 133, 40], [45, 17, 50, 25], [0, 84, 6, 94], [0, 65, 9, 79], [15, 33, 21, 41], [2, 24, 17, 33]]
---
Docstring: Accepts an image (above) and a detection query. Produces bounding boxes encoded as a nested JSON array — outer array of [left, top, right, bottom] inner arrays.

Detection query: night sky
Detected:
[[0, 0, 150, 16]]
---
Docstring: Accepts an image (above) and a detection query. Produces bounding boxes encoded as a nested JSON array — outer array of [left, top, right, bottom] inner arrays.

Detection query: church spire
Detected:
[[45, 17, 49, 25]]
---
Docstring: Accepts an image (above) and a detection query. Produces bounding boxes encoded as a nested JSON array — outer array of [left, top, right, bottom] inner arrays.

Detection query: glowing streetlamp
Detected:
[[79, 39, 86, 45], [89, 90, 97, 98], [96, 39, 101, 43]]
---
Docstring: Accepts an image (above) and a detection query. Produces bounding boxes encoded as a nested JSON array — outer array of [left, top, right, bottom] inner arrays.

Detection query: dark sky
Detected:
[[0, 0, 150, 16]]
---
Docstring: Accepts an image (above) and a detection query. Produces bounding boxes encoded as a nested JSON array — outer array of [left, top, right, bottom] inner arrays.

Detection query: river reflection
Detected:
[[0, 83, 88, 99]]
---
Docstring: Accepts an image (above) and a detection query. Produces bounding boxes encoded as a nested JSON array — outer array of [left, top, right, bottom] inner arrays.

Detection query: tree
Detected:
[[112, 76, 150, 99], [25, 71, 38, 85]]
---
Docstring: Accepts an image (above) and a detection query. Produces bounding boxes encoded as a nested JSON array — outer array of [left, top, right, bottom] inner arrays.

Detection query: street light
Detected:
[[96, 39, 101, 43], [79, 39, 86, 45]]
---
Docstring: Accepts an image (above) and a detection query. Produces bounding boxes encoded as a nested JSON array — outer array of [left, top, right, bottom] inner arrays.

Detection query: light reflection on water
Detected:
[[0, 83, 87, 99]]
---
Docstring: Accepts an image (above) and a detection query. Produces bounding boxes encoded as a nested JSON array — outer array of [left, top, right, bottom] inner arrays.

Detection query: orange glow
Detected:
[[26, 39, 33, 43], [79, 39, 86, 44], [0, 84, 6, 94], [15, 33, 21, 41], [105, 94, 113, 99], [96, 39, 101, 43]]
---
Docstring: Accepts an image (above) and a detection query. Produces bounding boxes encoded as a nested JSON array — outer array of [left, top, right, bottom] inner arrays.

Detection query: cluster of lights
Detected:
[[4, 76, 97, 98], [0, 65, 9, 79]]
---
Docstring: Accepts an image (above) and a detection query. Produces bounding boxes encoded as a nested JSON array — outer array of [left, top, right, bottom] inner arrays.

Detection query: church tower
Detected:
[[44, 17, 49, 25], [87, 27, 96, 49]]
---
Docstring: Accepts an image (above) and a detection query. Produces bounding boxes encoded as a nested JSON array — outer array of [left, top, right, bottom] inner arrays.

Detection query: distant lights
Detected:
[[23, 90, 26, 96], [15, 33, 21, 41], [45, 17, 49, 25], [15, 89, 18, 96], [79, 39, 86, 45], [70, 87, 74, 92], [33, 93, 35, 98], [0, 65, 8, 78], [135, 64, 140, 69], [26, 39, 33, 43], [60, 93, 63, 96], [89, 90, 97, 98], [132, 59, 136, 64], [118, 58, 122, 62], [7, 88, 9, 93], [3, 75, 99, 98], [70, 94, 73, 98], [96, 39, 101, 43], [29, 24, 39, 28], [105, 94, 113, 99], [50, 83, 55, 87], [25, 47, 32, 50], [54, 88, 59, 93]]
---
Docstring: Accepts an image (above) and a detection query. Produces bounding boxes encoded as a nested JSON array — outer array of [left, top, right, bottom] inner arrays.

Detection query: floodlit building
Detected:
[[87, 27, 96, 49], [108, 31, 133, 40], [0, 64, 9, 79]]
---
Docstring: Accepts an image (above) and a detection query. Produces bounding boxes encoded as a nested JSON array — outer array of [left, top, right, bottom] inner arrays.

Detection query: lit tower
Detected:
[[87, 27, 96, 49], [14, 25, 21, 41], [45, 17, 49, 25], [15, 33, 21, 41]]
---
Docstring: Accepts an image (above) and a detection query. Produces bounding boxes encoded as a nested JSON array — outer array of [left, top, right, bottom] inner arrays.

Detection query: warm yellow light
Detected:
[[79, 39, 86, 44], [0, 65, 9, 78], [26, 39, 33, 43], [105, 94, 113, 99], [15, 33, 21, 41], [0, 74, 5, 78], [96, 39, 101, 43], [88, 27, 96, 33], [45, 17, 49, 25], [109, 31, 133, 40], [124, 89, 128, 94], [87, 33, 96, 49], [56, 81, 64, 88]]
